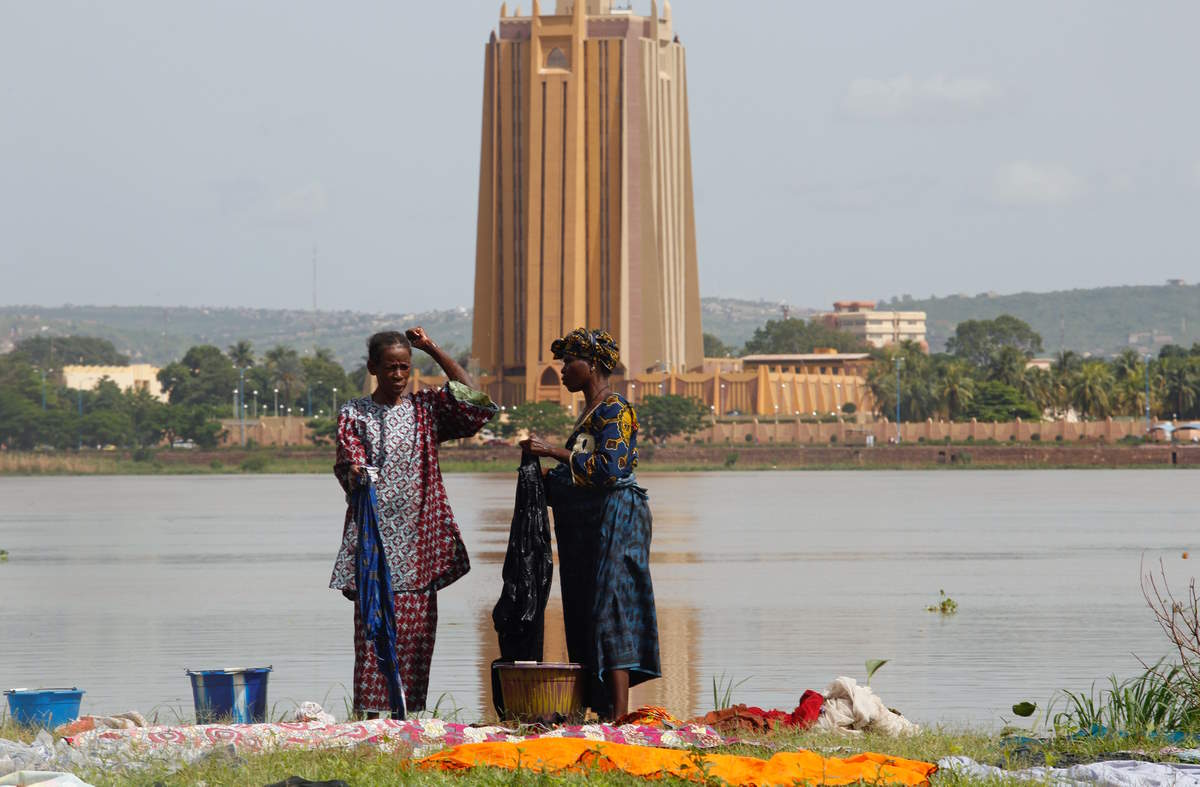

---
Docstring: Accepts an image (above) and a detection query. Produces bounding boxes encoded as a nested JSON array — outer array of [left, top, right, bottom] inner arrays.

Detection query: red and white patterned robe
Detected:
[[331, 382, 496, 711]]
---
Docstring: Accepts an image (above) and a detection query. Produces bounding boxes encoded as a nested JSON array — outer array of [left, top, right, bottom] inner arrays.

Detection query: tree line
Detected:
[[6, 313, 1200, 451], [707, 313, 1200, 423], [0, 336, 357, 451], [870, 318, 1200, 423]]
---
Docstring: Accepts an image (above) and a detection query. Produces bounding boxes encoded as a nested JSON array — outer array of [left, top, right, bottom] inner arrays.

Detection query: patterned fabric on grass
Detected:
[[64, 719, 734, 770]]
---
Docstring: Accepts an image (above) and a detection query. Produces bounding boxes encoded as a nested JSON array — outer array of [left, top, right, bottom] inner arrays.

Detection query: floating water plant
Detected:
[[926, 589, 958, 615]]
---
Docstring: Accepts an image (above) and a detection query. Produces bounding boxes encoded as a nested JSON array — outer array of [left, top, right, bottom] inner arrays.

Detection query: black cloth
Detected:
[[491, 453, 554, 716]]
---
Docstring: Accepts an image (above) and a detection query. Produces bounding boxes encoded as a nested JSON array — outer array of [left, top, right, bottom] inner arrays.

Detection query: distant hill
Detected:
[[894, 283, 1200, 356], [0, 299, 783, 369], [0, 305, 472, 370], [4, 284, 1195, 368]]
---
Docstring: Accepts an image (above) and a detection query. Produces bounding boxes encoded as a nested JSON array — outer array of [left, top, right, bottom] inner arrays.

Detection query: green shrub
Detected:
[[240, 455, 269, 472], [724, 452, 739, 468], [131, 448, 155, 462], [209, 459, 223, 470]]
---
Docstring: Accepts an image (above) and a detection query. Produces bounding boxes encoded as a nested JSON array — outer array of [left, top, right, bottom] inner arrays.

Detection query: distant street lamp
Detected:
[[332, 387, 338, 415], [232, 388, 239, 419], [36, 367, 52, 411], [252, 390, 258, 419], [273, 388, 279, 417], [237, 367, 247, 447], [894, 357, 905, 443], [1144, 353, 1153, 433]]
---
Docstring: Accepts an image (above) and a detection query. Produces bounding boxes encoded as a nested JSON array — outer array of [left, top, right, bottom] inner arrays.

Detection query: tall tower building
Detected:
[[471, 0, 703, 404]]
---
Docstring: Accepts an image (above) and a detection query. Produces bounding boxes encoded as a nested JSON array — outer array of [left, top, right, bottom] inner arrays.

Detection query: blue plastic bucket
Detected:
[[4, 688, 85, 729], [186, 667, 272, 724]]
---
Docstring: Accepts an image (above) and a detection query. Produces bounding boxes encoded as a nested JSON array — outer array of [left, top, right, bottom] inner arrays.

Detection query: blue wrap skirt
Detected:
[[547, 471, 661, 715]]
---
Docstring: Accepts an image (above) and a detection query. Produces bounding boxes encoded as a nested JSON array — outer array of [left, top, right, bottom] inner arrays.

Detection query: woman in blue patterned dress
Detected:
[[520, 328, 660, 719]]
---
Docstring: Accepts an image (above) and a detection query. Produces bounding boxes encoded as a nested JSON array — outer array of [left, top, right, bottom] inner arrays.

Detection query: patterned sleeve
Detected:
[[334, 404, 367, 493], [569, 396, 638, 487], [414, 381, 499, 443]]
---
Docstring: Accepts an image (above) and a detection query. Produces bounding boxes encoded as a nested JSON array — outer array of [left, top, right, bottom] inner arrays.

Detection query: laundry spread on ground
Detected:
[[816, 676, 920, 735], [51, 712, 147, 738], [419, 738, 938, 785], [693, 690, 825, 733], [939, 755, 1200, 786], [59, 716, 729, 772]]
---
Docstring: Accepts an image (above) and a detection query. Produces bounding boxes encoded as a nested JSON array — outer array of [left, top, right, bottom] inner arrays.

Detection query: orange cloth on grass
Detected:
[[614, 705, 685, 728], [419, 738, 937, 786]]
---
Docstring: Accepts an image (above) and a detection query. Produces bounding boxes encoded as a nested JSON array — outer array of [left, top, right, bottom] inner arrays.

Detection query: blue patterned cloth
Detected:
[[353, 483, 407, 718]]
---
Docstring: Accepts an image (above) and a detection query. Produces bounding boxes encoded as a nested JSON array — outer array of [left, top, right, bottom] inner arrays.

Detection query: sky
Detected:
[[1, 1, 1198, 313]]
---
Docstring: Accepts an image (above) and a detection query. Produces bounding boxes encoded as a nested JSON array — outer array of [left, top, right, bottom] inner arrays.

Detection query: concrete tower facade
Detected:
[[471, 0, 703, 405]]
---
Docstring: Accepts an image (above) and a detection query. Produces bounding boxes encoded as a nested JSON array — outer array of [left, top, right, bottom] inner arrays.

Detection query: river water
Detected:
[[0, 471, 1192, 728]]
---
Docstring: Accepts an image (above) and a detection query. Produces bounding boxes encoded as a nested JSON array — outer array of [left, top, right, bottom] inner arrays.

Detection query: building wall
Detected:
[[410, 365, 874, 419], [820, 308, 928, 349], [472, 0, 703, 405], [61, 364, 167, 402], [692, 416, 1152, 446], [217, 416, 311, 448]]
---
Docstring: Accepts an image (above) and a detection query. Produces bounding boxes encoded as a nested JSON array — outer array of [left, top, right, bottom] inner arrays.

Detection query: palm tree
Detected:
[[937, 361, 976, 421], [1112, 349, 1142, 382], [1020, 366, 1055, 416], [1113, 374, 1147, 418], [227, 340, 255, 368], [264, 345, 306, 407], [1069, 361, 1115, 419], [986, 346, 1027, 388], [1162, 358, 1199, 419], [1053, 350, 1083, 377]]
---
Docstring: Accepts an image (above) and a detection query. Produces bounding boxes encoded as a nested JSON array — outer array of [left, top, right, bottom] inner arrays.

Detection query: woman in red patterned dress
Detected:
[[330, 328, 497, 717]]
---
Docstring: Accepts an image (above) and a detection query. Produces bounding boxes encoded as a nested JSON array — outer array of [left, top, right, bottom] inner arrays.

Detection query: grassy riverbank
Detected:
[[1, 719, 1190, 786], [2, 443, 1198, 476]]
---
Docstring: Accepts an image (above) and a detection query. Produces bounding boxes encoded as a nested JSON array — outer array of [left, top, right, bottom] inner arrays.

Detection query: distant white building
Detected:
[[817, 301, 928, 351], [62, 364, 167, 402]]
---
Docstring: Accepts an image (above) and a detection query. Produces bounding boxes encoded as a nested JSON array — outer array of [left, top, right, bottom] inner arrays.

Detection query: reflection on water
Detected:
[[0, 471, 1192, 727]]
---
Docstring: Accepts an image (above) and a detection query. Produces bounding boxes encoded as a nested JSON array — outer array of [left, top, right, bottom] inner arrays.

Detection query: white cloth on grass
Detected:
[[939, 755, 1200, 786], [0, 772, 95, 787], [816, 676, 919, 736]]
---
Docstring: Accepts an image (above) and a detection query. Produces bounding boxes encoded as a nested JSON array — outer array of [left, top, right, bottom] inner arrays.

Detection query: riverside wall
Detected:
[[217, 414, 1183, 450]]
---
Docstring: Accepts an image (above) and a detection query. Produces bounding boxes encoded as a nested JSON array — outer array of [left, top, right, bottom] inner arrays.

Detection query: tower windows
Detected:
[[545, 47, 569, 70]]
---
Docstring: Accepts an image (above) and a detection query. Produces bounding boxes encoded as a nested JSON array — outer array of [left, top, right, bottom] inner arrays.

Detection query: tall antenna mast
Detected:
[[312, 244, 318, 312]]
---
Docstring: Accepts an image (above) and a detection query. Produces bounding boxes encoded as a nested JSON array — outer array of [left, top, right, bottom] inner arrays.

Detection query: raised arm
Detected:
[[406, 326, 475, 390]]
